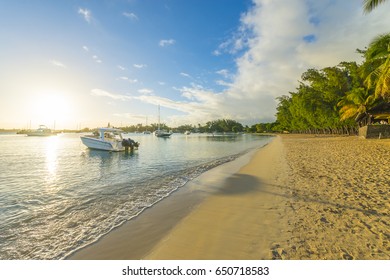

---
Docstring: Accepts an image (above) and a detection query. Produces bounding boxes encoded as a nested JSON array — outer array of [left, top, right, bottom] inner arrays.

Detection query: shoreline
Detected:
[[68, 139, 270, 260], [144, 135, 289, 259], [69, 135, 390, 260]]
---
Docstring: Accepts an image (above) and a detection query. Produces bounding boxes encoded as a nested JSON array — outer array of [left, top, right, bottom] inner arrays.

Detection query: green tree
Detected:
[[337, 88, 376, 121], [275, 65, 358, 133], [275, 95, 293, 131], [205, 119, 243, 133], [363, 33, 390, 100], [337, 61, 378, 121]]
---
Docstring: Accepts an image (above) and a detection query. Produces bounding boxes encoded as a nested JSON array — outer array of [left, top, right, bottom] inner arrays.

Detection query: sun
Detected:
[[31, 90, 72, 126]]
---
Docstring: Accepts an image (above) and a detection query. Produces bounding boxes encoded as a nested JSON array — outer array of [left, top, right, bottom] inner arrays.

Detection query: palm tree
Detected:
[[363, 33, 390, 100], [337, 88, 377, 121], [363, 0, 388, 13]]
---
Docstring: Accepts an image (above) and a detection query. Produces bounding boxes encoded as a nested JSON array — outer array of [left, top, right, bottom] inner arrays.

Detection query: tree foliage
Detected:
[[204, 119, 244, 133], [271, 32, 390, 134]]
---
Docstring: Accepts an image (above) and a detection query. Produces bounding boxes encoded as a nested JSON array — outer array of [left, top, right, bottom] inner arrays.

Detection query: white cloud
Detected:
[[212, 49, 221, 56], [215, 80, 232, 87], [214, 36, 243, 56], [123, 12, 138, 21], [118, 77, 138, 83], [180, 72, 192, 78], [92, 55, 102, 63], [133, 64, 147, 69], [216, 69, 230, 79], [159, 39, 175, 47], [50, 60, 66, 68], [117, 65, 126, 70], [82, 45, 89, 52], [78, 8, 92, 23], [137, 88, 154, 95], [91, 89, 131, 101]]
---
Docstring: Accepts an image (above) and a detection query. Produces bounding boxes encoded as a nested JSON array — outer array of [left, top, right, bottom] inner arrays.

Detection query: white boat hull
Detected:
[[154, 130, 172, 137], [27, 125, 56, 136], [80, 136, 124, 151], [27, 132, 56, 137]]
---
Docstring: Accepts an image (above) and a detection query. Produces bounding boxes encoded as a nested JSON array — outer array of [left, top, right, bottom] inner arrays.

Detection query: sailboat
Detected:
[[154, 105, 172, 138], [143, 116, 151, 134]]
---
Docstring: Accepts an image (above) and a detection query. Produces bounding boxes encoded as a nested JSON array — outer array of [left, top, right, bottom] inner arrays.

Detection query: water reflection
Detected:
[[205, 134, 241, 142], [44, 137, 59, 184], [83, 149, 137, 169], [86, 149, 116, 161]]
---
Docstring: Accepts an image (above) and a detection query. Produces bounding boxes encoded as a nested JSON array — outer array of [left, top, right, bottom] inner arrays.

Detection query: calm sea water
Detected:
[[0, 132, 272, 259]]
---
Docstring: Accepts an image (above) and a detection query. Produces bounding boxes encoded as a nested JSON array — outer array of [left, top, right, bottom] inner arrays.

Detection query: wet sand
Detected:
[[70, 135, 390, 260]]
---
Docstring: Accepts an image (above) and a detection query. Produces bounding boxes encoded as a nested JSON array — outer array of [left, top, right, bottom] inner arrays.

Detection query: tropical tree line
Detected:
[[116, 119, 244, 133], [260, 30, 390, 134], [248, 1, 390, 134]]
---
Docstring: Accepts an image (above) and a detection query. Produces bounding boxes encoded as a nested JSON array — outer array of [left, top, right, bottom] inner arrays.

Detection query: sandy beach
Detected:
[[70, 135, 389, 260]]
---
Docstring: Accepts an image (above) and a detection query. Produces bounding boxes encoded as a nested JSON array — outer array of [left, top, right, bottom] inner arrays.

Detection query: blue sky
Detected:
[[1, 0, 390, 129]]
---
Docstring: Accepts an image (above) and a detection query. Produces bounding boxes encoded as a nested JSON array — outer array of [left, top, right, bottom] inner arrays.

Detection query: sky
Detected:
[[1, 0, 390, 129]]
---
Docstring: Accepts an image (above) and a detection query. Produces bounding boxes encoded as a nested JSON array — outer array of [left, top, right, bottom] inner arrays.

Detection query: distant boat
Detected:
[[154, 105, 172, 138], [143, 116, 151, 134], [27, 125, 57, 136], [16, 129, 30, 135], [154, 130, 173, 137], [80, 127, 139, 152], [184, 131, 191, 135]]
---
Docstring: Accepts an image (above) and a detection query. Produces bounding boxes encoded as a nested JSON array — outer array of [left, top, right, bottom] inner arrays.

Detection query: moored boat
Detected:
[[27, 125, 57, 136], [80, 127, 139, 151], [154, 129, 173, 137], [154, 105, 172, 138]]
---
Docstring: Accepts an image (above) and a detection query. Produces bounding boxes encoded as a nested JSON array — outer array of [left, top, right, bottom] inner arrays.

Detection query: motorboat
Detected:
[[27, 125, 57, 136], [184, 130, 191, 135], [80, 127, 139, 152]]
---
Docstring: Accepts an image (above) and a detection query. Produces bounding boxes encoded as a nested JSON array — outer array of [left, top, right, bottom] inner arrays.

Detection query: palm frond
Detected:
[[340, 107, 359, 121], [363, 0, 388, 13]]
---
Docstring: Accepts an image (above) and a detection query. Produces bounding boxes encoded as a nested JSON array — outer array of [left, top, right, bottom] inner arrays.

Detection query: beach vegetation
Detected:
[[272, 31, 390, 134], [204, 119, 244, 133], [361, 33, 390, 101]]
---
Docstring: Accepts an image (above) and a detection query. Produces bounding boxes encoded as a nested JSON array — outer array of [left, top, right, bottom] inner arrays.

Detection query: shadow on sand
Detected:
[[215, 174, 262, 195]]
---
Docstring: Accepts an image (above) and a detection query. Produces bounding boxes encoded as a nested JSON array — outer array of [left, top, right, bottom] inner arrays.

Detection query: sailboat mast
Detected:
[[158, 105, 160, 130]]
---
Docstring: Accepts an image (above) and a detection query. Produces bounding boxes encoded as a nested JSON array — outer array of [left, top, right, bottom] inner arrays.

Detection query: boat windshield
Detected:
[[102, 130, 122, 140]]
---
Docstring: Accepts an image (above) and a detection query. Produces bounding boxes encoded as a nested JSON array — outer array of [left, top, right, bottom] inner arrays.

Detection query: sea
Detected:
[[0, 132, 272, 259]]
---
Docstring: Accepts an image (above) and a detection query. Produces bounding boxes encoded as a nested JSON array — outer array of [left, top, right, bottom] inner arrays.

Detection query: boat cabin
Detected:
[[97, 128, 123, 141]]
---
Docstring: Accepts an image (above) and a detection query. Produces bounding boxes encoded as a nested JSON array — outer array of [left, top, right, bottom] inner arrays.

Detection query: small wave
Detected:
[[63, 147, 261, 259], [0, 134, 272, 260]]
